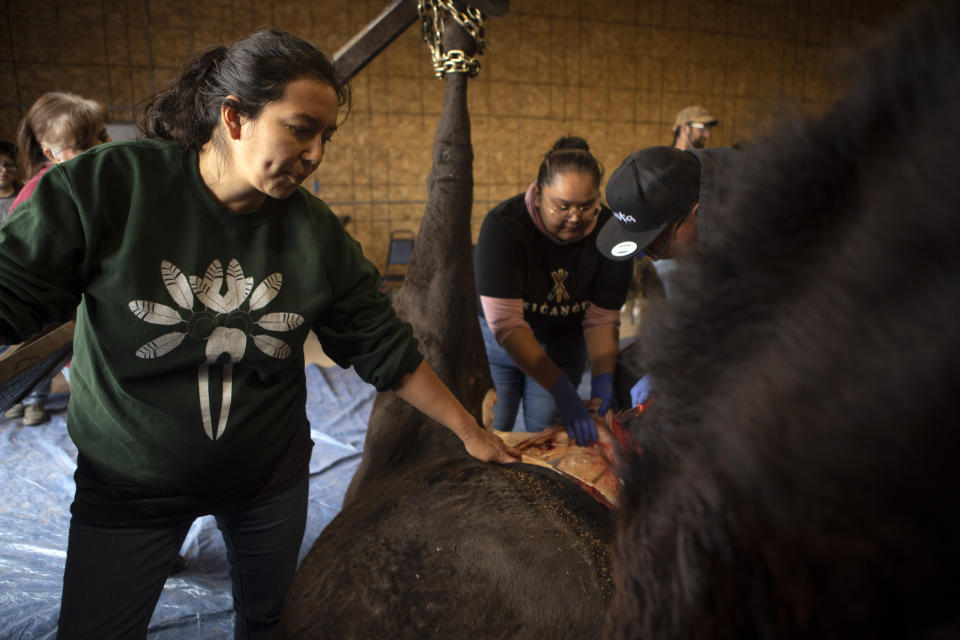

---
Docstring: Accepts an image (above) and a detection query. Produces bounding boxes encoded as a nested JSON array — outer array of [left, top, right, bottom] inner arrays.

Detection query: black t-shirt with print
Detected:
[[475, 193, 632, 342]]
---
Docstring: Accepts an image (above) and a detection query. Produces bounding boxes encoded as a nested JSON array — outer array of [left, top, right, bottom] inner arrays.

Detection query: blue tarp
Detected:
[[0, 364, 375, 639], [0, 361, 599, 638]]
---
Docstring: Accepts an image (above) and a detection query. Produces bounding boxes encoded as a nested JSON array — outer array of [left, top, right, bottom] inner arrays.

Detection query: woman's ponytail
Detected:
[[138, 46, 229, 150]]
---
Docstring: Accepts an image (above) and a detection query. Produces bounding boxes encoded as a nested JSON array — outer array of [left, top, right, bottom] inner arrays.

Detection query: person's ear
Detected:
[[689, 202, 700, 219], [221, 96, 244, 141], [42, 147, 59, 162]]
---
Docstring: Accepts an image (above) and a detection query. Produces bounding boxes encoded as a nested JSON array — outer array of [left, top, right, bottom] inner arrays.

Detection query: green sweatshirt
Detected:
[[0, 139, 422, 492]]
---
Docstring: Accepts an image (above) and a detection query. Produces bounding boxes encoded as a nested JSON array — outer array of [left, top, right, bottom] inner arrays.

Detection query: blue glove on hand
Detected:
[[590, 372, 617, 417], [550, 376, 597, 447], [630, 374, 652, 406]]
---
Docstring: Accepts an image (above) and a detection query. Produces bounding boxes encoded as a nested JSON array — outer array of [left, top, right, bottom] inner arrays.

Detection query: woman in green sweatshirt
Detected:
[[0, 29, 518, 639]]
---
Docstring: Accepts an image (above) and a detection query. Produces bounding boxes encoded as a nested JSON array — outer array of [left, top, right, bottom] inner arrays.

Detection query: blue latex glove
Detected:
[[550, 376, 597, 446], [630, 374, 652, 406], [590, 372, 617, 417]]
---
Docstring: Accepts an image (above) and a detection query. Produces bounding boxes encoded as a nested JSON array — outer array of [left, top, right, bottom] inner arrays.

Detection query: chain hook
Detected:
[[417, 0, 487, 78]]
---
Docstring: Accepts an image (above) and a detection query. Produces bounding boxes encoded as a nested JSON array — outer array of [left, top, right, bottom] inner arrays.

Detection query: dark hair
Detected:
[[0, 140, 15, 159], [536, 136, 604, 190], [139, 29, 351, 151], [0, 140, 21, 191], [16, 92, 108, 178]]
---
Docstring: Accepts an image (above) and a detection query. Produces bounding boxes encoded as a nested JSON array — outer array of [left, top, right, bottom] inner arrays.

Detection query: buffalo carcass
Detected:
[[607, 3, 960, 638], [279, 14, 613, 639]]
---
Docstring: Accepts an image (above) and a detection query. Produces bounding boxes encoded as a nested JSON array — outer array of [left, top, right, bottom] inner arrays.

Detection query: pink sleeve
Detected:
[[10, 166, 50, 214], [480, 296, 530, 344], [582, 303, 621, 331]]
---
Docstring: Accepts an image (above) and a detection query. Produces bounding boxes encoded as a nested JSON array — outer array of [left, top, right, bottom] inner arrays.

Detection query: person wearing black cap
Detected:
[[597, 145, 737, 263], [597, 144, 737, 406]]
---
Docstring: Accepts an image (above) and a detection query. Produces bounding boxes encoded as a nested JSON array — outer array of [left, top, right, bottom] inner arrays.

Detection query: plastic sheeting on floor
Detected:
[[0, 364, 375, 640]]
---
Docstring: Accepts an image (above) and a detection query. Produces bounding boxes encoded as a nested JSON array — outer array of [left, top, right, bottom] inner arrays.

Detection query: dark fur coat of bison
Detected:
[[607, 3, 960, 638]]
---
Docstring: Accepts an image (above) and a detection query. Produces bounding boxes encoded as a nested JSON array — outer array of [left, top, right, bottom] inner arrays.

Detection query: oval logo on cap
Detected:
[[611, 241, 638, 257]]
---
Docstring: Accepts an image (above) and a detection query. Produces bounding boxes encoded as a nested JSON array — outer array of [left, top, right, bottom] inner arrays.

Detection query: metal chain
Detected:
[[417, 0, 486, 78]]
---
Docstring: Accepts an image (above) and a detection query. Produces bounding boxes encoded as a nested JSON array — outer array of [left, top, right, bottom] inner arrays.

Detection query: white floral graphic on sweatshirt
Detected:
[[129, 259, 303, 440]]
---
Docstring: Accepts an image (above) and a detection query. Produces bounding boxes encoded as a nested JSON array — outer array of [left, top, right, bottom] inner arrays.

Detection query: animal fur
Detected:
[[607, 3, 960, 638]]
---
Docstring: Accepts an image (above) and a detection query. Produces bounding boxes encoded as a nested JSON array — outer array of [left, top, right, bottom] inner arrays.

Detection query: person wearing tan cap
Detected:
[[672, 105, 718, 151]]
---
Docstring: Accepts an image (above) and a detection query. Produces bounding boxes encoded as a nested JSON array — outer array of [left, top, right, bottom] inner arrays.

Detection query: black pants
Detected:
[[56, 474, 309, 639]]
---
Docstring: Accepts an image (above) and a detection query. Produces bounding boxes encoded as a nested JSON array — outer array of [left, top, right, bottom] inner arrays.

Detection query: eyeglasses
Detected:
[[547, 199, 600, 222], [688, 122, 714, 130], [0, 162, 16, 170]]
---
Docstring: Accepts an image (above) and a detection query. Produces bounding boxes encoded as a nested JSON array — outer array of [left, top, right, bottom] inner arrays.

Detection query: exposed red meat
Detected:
[[495, 400, 644, 509]]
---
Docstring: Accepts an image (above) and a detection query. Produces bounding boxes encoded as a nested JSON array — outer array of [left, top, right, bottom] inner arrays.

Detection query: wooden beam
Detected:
[[333, 0, 420, 82], [0, 321, 74, 413], [0, 321, 75, 386]]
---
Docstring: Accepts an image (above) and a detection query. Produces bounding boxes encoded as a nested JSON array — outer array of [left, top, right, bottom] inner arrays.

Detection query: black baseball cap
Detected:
[[597, 146, 701, 260]]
